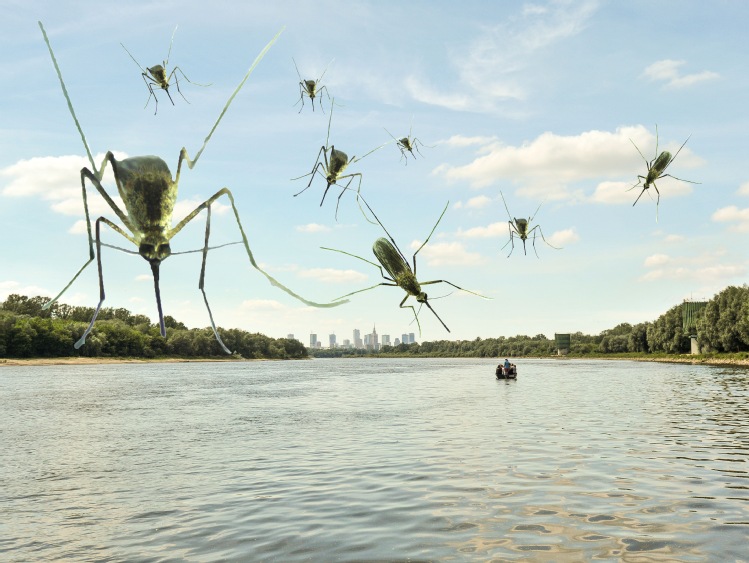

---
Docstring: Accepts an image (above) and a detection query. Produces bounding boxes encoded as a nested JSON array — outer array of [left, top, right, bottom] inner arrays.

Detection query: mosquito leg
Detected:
[[168, 187, 348, 308], [399, 294, 422, 336], [74, 217, 111, 348], [412, 201, 449, 275], [44, 162, 133, 311], [420, 279, 489, 299], [199, 205, 232, 354]]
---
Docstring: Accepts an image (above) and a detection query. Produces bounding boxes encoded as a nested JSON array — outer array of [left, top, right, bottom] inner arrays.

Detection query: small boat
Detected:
[[496, 364, 517, 379]]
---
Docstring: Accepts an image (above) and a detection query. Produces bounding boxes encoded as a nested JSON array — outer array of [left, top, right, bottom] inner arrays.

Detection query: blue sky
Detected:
[[1, 1, 747, 344]]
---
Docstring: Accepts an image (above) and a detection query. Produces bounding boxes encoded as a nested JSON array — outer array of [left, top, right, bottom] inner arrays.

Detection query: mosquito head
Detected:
[[416, 291, 428, 303], [139, 241, 172, 265]]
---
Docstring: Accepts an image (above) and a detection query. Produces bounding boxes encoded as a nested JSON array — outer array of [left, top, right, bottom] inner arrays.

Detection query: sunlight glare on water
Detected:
[[1, 358, 748, 561]]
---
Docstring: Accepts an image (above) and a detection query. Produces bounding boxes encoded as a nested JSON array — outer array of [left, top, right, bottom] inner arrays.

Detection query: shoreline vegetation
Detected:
[[3, 287, 749, 368]]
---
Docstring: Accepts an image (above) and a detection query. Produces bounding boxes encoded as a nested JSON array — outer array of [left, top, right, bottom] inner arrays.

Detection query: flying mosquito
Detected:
[[39, 22, 346, 354], [500, 191, 560, 258], [292, 99, 387, 221], [629, 125, 699, 221], [121, 25, 211, 114], [322, 198, 489, 334], [293, 57, 332, 113]]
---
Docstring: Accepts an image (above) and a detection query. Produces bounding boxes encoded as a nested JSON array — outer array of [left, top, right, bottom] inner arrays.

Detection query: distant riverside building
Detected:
[[555, 333, 570, 356], [371, 325, 379, 351], [342, 339, 351, 348], [382, 334, 390, 346], [310, 333, 317, 349], [287, 334, 294, 340], [394, 338, 401, 346], [401, 333, 408, 345], [353, 329, 362, 348], [329, 334, 337, 348], [408, 333, 415, 344]]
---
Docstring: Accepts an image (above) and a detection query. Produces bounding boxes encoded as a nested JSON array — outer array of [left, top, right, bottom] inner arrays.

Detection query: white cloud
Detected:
[[409, 240, 485, 266], [640, 252, 746, 284], [0, 280, 52, 302], [434, 125, 702, 201], [644, 253, 670, 267], [296, 223, 332, 233], [737, 182, 749, 196], [590, 181, 636, 204], [441, 135, 499, 148], [642, 59, 719, 89], [239, 299, 289, 313], [404, 0, 598, 112], [0, 153, 230, 232], [456, 221, 507, 239], [547, 228, 578, 247], [459, 195, 493, 209], [298, 268, 369, 283], [712, 205, 749, 232]]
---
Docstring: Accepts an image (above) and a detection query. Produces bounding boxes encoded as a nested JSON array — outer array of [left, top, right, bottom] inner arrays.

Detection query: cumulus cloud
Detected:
[[590, 181, 636, 204], [298, 268, 369, 283], [712, 205, 749, 232], [642, 59, 719, 89], [296, 223, 332, 233], [547, 228, 579, 247], [640, 252, 745, 284], [408, 240, 485, 266], [0, 280, 52, 302], [404, 0, 598, 112], [456, 222, 507, 239], [453, 195, 493, 210], [433, 125, 702, 201], [737, 181, 749, 196]]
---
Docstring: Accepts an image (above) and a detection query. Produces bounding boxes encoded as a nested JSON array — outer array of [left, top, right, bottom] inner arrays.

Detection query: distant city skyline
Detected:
[[302, 325, 417, 349]]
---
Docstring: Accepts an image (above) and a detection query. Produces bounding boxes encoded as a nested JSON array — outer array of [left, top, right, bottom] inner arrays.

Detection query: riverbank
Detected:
[[4, 353, 749, 367], [0, 357, 272, 367]]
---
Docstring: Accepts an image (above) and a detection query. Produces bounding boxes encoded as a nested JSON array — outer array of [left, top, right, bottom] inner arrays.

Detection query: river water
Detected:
[[1, 358, 748, 561]]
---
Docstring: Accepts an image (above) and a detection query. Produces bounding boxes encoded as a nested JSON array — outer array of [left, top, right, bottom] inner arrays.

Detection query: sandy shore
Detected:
[[0, 357, 260, 367], [3, 355, 749, 367]]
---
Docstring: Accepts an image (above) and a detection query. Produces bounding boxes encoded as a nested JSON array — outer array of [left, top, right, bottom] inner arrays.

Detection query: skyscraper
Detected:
[[353, 328, 362, 348], [329, 334, 337, 348], [310, 333, 317, 348]]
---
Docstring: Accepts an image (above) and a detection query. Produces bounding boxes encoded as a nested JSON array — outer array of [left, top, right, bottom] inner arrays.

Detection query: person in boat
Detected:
[[504, 358, 511, 371]]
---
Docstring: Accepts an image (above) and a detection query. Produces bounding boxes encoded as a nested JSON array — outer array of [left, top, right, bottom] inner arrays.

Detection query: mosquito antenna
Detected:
[[412, 201, 449, 258], [165, 25, 178, 67], [39, 21, 98, 177], [121, 42, 147, 73], [183, 27, 284, 172], [292, 56, 303, 81], [318, 58, 334, 81], [669, 134, 692, 164], [499, 190, 513, 221]]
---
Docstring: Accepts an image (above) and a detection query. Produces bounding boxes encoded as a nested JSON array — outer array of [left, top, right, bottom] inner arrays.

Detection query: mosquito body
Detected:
[[385, 121, 432, 164], [121, 25, 210, 114], [629, 125, 698, 221], [39, 22, 345, 353], [293, 100, 386, 221], [322, 200, 489, 334], [292, 57, 332, 113], [500, 191, 559, 258]]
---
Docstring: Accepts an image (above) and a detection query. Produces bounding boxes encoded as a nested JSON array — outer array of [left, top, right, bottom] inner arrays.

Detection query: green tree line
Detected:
[[0, 294, 307, 359], [312, 285, 749, 358]]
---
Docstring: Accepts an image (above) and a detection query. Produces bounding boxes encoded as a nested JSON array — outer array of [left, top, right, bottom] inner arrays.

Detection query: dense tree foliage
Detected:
[[0, 294, 308, 360], [5, 285, 749, 359], [312, 285, 749, 358]]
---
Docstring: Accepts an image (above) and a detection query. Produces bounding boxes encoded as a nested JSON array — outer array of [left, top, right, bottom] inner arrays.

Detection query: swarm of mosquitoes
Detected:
[[37, 21, 698, 351]]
